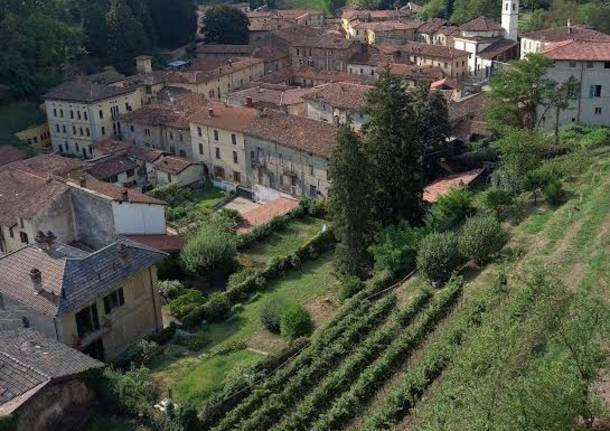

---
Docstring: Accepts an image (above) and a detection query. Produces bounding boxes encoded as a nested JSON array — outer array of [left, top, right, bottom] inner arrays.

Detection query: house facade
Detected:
[[302, 82, 372, 130]]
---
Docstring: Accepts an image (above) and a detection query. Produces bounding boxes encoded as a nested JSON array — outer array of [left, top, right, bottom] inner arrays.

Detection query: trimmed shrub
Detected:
[[260, 298, 287, 333], [426, 187, 476, 232], [169, 289, 206, 320], [157, 279, 185, 302], [543, 178, 564, 206], [416, 232, 462, 283], [174, 332, 207, 351], [205, 292, 231, 322], [368, 223, 424, 275], [227, 268, 257, 290], [339, 276, 366, 301], [99, 366, 156, 416], [180, 219, 237, 277], [280, 304, 313, 340], [458, 215, 508, 265]]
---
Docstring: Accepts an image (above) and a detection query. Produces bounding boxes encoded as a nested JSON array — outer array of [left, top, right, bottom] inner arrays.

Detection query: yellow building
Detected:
[[15, 122, 51, 151], [382, 41, 469, 79], [0, 238, 165, 361]]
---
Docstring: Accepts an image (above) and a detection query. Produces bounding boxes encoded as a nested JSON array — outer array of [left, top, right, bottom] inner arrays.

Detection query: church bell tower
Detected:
[[501, 0, 519, 41]]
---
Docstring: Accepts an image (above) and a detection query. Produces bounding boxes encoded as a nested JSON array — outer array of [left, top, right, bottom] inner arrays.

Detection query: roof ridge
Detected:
[[0, 350, 51, 381]]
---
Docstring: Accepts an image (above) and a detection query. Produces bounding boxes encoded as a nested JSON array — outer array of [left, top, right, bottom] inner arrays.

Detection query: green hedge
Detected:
[[182, 229, 336, 329]]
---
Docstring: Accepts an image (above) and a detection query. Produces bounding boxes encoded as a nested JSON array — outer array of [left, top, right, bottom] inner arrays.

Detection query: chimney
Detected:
[[121, 188, 129, 201], [117, 242, 128, 261], [208, 107, 214, 116], [136, 55, 152, 74], [245, 96, 253, 107], [30, 268, 42, 294]]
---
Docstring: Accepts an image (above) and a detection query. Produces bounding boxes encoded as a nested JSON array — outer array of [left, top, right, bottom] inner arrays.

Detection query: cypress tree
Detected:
[[329, 125, 376, 278], [363, 69, 426, 226]]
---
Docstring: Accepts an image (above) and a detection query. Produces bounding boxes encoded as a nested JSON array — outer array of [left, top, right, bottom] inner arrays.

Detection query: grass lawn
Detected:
[[237, 216, 326, 271], [193, 187, 226, 214], [83, 416, 142, 431], [277, 0, 330, 13], [151, 255, 339, 405], [0, 101, 45, 144]]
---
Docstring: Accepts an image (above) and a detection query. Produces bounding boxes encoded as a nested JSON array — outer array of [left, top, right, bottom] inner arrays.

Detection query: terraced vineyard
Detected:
[[201, 147, 610, 431]]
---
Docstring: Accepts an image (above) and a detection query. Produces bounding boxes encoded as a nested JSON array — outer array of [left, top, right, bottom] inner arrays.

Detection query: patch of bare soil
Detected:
[[306, 295, 340, 327], [246, 330, 286, 355]]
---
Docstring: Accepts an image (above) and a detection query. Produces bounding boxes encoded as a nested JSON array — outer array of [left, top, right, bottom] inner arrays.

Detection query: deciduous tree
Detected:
[[203, 5, 249, 45]]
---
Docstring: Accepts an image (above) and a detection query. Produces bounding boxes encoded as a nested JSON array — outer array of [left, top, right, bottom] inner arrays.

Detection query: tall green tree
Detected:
[[149, 0, 196, 48], [106, 0, 150, 72], [363, 69, 427, 226], [203, 5, 249, 45], [80, 0, 110, 57], [412, 82, 451, 150], [451, 0, 499, 24], [487, 53, 554, 131], [128, 0, 158, 47], [329, 125, 376, 278]]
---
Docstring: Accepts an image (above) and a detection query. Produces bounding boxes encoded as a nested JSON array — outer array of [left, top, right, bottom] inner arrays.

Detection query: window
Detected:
[[70, 110, 74, 119], [233, 151, 238, 164], [605, 62, 610, 69], [75, 304, 100, 338], [77, 111, 81, 120], [179, 150, 186, 157], [215, 147, 221, 159], [179, 133, 183, 142], [89, 146, 93, 155], [8, 227, 14, 238], [103, 288, 125, 314], [197, 127, 202, 137], [309, 165, 314, 176], [60, 109, 64, 118], [79, 127, 83, 136], [59, 144, 64, 153], [62, 125, 66, 133], [310, 184, 318, 197], [130, 125, 134, 132], [169, 131, 174, 140], [214, 166, 225, 178], [19, 231, 28, 244], [595, 107, 602, 114], [126, 169, 135, 177], [84, 111, 88, 121], [75, 142, 79, 151], [101, 126, 106, 135], [167, 173, 172, 182], [590, 85, 602, 98], [56, 124, 60, 133], [214, 130, 219, 141], [19, 217, 23, 228], [99, 109, 104, 119], [231, 134, 237, 145], [587, 62, 594, 68], [233, 171, 241, 183], [72, 126, 77, 135], [86, 128, 90, 137], [53, 108, 57, 117], [199, 143, 204, 154], [109, 175, 118, 182]]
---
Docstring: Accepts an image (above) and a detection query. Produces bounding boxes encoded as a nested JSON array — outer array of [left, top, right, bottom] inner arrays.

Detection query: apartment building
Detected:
[[190, 103, 258, 187], [302, 82, 372, 130], [44, 78, 141, 158], [539, 40, 610, 129]]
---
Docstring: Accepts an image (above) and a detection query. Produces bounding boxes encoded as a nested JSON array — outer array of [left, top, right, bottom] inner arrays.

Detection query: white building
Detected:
[[520, 24, 610, 59], [539, 40, 610, 129]]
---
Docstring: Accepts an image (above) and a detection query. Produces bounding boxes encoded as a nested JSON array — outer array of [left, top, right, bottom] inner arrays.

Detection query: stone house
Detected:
[[432, 26, 459, 46], [417, 18, 448, 44], [0, 328, 103, 431], [347, 46, 386, 77], [195, 44, 290, 74], [341, 8, 410, 39], [0, 156, 166, 254], [153, 155, 205, 187], [44, 76, 141, 158], [190, 103, 258, 188], [383, 41, 469, 79], [226, 84, 313, 116], [85, 154, 139, 187], [290, 35, 361, 71], [0, 237, 165, 361], [243, 110, 338, 200], [302, 82, 372, 130], [539, 40, 610, 129], [247, 9, 324, 32], [15, 122, 51, 152], [350, 20, 420, 45]]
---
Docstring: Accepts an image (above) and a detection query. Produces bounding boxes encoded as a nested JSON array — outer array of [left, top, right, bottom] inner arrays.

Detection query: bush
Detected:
[[205, 292, 231, 322], [174, 332, 207, 351], [146, 323, 177, 345], [280, 304, 313, 340], [339, 276, 366, 301], [458, 215, 508, 265], [149, 183, 193, 206], [227, 268, 256, 290], [180, 219, 237, 277], [416, 232, 462, 283], [426, 187, 476, 232], [290, 254, 302, 269], [543, 178, 564, 206], [98, 366, 156, 416], [368, 223, 424, 275], [480, 186, 514, 218], [169, 289, 207, 320], [260, 298, 288, 333], [220, 208, 243, 225], [157, 280, 185, 302]]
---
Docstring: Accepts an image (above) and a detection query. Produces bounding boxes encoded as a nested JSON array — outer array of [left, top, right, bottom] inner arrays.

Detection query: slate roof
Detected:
[[154, 155, 201, 175], [43, 79, 136, 103], [522, 25, 610, 42], [244, 110, 338, 158], [459, 16, 503, 32], [397, 41, 469, 59], [541, 39, 610, 61], [302, 82, 373, 111], [86, 155, 137, 181], [0, 239, 166, 316], [94, 139, 164, 163], [478, 38, 518, 59], [0, 146, 25, 167], [0, 328, 102, 415], [417, 18, 448, 34]]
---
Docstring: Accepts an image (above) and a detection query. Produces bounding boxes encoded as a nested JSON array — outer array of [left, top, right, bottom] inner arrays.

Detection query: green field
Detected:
[[152, 256, 339, 405]]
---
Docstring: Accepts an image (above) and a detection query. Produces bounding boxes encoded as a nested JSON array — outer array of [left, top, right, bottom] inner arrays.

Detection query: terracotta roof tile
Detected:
[[423, 169, 484, 202], [86, 155, 137, 181], [190, 102, 258, 132], [302, 82, 373, 110], [459, 16, 503, 32], [417, 18, 448, 34], [237, 197, 299, 233], [477, 38, 518, 59], [120, 94, 206, 129], [94, 139, 164, 163], [124, 234, 185, 253], [523, 25, 610, 42], [0, 146, 25, 167], [154, 155, 201, 175], [70, 178, 164, 205], [5, 154, 82, 178], [397, 40, 469, 59], [541, 39, 610, 61]]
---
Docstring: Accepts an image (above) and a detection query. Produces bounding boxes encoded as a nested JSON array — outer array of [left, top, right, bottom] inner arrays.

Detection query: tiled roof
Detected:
[[0, 328, 102, 414], [541, 39, 610, 61], [478, 38, 518, 59], [154, 155, 201, 175], [302, 82, 372, 110], [459, 16, 503, 32], [120, 94, 206, 129], [451, 118, 491, 141], [0, 146, 25, 167], [86, 155, 137, 181], [351, 19, 422, 31], [436, 25, 459, 36], [87, 67, 127, 85], [245, 110, 338, 158], [348, 46, 386, 65], [5, 154, 82, 178], [70, 178, 164, 205], [424, 169, 485, 202], [0, 169, 70, 227], [522, 25, 610, 42], [386, 63, 445, 81], [94, 139, 164, 163], [294, 67, 377, 85], [447, 92, 487, 122], [397, 40, 469, 59], [124, 234, 185, 253], [190, 102, 258, 132], [164, 58, 263, 85], [237, 197, 299, 233], [417, 18, 448, 34], [0, 239, 166, 316], [226, 84, 313, 108], [43, 79, 135, 103]]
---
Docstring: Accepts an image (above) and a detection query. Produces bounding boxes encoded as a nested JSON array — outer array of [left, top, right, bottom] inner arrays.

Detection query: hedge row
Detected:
[[311, 277, 464, 431], [182, 229, 336, 329], [276, 288, 434, 431], [212, 295, 398, 431]]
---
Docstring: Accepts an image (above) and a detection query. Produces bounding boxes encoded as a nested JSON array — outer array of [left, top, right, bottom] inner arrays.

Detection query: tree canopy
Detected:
[[203, 5, 250, 45]]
